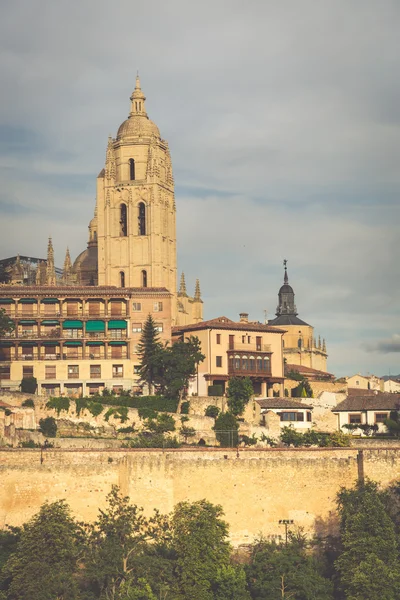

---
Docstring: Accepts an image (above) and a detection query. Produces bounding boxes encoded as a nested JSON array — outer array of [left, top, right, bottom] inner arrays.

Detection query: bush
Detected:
[[138, 407, 158, 420], [145, 413, 176, 434], [125, 432, 181, 448], [205, 405, 220, 419], [280, 426, 351, 448], [104, 407, 129, 423], [208, 385, 223, 397], [117, 426, 135, 434], [75, 398, 103, 418], [22, 399, 34, 408], [213, 412, 239, 447], [46, 397, 70, 416], [240, 434, 258, 446], [39, 417, 57, 438], [20, 377, 37, 394], [180, 401, 190, 414], [19, 440, 40, 448]]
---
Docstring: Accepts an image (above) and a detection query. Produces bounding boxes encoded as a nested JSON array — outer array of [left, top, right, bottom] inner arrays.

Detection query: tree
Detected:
[[84, 485, 168, 598], [227, 377, 253, 416], [245, 537, 333, 600], [158, 336, 205, 405], [384, 410, 400, 437], [205, 405, 220, 419], [20, 377, 37, 394], [335, 479, 400, 600], [292, 377, 313, 398], [2, 501, 83, 600], [213, 412, 239, 447], [170, 499, 248, 600], [39, 416, 57, 437], [0, 309, 14, 337], [137, 315, 163, 395]]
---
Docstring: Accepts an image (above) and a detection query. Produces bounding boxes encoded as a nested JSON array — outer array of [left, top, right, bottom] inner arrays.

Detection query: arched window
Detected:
[[120, 204, 127, 237], [120, 271, 125, 288], [257, 356, 263, 372], [234, 355, 241, 370], [249, 356, 255, 371], [142, 270, 147, 287], [242, 355, 248, 370], [138, 202, 146, 235], [129, 158, 135, 181]]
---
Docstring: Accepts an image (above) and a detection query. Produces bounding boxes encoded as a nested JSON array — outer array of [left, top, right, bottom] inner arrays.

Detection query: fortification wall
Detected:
[[1, 447, 400, 546]]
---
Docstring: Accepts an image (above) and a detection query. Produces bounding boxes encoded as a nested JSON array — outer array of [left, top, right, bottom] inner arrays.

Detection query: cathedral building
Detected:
[[0, 76, 202, 394], [268, 262, 328, 373]]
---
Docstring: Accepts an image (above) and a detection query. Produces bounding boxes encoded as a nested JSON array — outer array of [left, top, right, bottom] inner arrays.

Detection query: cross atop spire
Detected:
[[130, 72, 147, 117]]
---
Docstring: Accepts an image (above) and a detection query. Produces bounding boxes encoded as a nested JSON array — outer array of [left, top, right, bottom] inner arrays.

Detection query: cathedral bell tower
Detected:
[[96, 76, 177, 315]]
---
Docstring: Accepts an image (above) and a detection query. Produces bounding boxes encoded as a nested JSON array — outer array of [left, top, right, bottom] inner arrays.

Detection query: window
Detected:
[[256, 336, 262, 351], [242, 355, 248, 370], [129, 158, 135, 181], [280, 412, 304, 422], [356, 381, 359, 386], [234, 355, 241, 370], [90, 365, 101, 379], [110, 329, 124, 339], [216, 334, 221, 344], [247, 336, 251, 343], [45, 365, 56, 380], [153, 302, 163, 312], [120, 204, 127, 236], [132, 323, 142, 333], [133, 365, 140, 374], [0, 366, 10, 380], [68, 365, 79, 379], [113, 364, 124, 378], [155, 324, 163, 333], [242, 335, 245, 344], [23, 366, 34, 377], [307, 412, 312, 422], [120, 271, 125, 288], [138, 202, 146, 235], [375, 413, 389, 423], [216, 356, 222, 368], [142, 270, 147, 287], [257, 356, 263, 371], [229, 335, 234, 349], [249, 356, 255, 371], [349, 413, 362, 424], [132, 302, 142, 311]]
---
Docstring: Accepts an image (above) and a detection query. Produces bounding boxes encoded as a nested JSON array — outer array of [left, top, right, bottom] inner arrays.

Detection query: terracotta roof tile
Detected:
[[173, 316, 286, 334], [257, 397, 313, 410], [334, 392, 400, 412]]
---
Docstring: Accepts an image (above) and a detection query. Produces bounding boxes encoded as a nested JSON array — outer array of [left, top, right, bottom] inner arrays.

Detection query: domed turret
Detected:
[[116, 75, 160, 140], [268, 260, 309, 327]]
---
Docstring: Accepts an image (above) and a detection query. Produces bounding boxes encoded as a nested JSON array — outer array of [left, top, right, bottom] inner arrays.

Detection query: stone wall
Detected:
[[1, 447, 400, 545]]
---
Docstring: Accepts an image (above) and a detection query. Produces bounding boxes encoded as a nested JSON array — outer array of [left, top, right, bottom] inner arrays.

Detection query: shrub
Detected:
[[104, 406, 129, 423], [205, 405, 220, 419], [126, 432, 181, 448], [180, 401, 190, 414], [145, 413, 176, 434], [138, 407, 158, 420], [22, 399, 34, 408], [20, 377, 37, 394], [19, 440, 40, 448], [213, 412, 239, 447], [39, 417, 57, 438], [117, 426, 135, 434], [180, 425, 196, 443], [240, 434, 258, 446], [46, 397, 70, 416], [208, 385, 223, 397]]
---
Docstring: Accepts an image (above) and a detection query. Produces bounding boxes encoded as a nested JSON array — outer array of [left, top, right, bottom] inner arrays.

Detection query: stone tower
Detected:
[[96, 75, 177, 314]]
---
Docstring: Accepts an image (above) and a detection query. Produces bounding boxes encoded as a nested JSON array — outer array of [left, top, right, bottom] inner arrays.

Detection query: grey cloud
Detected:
[[365, 335, 400, 354]]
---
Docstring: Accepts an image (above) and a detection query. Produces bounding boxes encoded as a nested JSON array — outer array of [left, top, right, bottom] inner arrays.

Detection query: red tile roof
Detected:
[[173, 316, 286, 334], [257, 397, 313, 410]]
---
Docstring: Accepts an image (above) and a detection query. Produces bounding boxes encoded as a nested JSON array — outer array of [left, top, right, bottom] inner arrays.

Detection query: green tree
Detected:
[[335, 479, 400, 600], [0, 309, 14, 337], [245, 537, 333, 600], [384, 410, 400, 437], [158, 336, 205, 405], [2, 501, 83, 600], [39, 416, 57, 437], [84, 485, 168, 598], [292, 377, 313, 398], [20, 377, 37, 394], [137, 315, 163, 395], [213, 412, 239, 447], [205, 405, 220, 419], [227, 377, 253, 416], [170, 499, 248, 600]]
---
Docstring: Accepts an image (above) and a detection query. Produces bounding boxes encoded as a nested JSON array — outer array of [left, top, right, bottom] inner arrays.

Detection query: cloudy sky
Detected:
[[0, 0, 399, 376]]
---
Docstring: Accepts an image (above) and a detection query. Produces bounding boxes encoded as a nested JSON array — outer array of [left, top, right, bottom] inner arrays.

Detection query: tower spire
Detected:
[[62, 247, 72, 285], [129, 73, 147, 117], [283, 259, 288, 284], [178, 272, 187, 297], [194, 278, 201, 301], [46, 237, 56, 285]]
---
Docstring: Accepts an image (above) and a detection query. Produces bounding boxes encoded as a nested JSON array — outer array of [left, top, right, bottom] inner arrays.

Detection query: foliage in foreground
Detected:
[[280, 426, 351, 447]]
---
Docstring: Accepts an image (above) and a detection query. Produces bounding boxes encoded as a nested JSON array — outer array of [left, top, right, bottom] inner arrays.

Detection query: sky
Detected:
[[0, 0, 399, 377]]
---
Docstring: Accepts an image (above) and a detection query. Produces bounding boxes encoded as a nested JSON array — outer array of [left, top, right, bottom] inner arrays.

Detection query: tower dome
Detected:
[[116, 75, 160, 140]]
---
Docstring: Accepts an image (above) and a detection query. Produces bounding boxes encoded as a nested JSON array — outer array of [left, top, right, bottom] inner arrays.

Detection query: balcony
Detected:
[[228, 343, 272, 352]]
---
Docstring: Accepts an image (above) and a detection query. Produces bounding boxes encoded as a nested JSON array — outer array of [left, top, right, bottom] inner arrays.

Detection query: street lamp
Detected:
[[278, 519, 294, 545]]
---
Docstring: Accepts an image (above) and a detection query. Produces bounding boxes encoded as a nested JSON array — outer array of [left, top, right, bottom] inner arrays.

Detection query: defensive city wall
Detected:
[[1, 447, 400, 545]]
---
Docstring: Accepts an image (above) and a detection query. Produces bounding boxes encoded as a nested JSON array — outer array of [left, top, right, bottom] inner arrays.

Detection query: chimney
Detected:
[[239, 312, 249, 323]]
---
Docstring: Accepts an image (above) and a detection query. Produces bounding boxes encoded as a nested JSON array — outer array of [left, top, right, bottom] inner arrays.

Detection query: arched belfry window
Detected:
[[129, 159, 135, 181], [120, 271, 125, 288], [120, 204, 127, 237], [142, 270, 147, 288], [138, 202, 146, 235]]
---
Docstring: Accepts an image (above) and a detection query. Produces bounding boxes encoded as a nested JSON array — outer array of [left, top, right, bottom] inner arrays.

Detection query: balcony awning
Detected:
[[64, 341, 82, 346], [108, 320, 127, 329], [87, 341, 105, 346], [86, 320, 105, 332], [41, 320, 60, 325], [41, 298, 59, 304], [42, 341, 60, 346], [0, 341, 13, 347], [63, 320, 83, 329], [19, 320, 37, 325], [20, 342, 38, 347], [18, 298, 37, 304], [109, 341, 127, 346], [0, 299, 13, 304]]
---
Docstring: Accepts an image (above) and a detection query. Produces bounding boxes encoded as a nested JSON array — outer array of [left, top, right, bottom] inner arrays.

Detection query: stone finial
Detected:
[[322, 338, 327, 353], [130, 73, 147, 117], [62, 247, 72, 285], [318, 335, 321, 349], [194, 278, 201, 301], [283, 259, 288, 284], [178, 272, 187, 297]]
